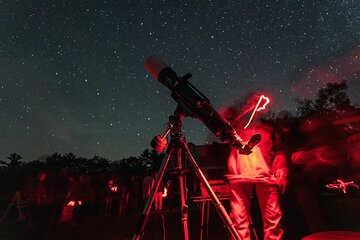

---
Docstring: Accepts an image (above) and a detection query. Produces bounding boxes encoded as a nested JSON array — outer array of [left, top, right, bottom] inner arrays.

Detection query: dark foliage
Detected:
[[295, 81, 356, 119]]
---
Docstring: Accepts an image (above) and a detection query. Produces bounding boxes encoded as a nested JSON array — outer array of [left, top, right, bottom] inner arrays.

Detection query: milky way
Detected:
[[0, 0, 359, 161]]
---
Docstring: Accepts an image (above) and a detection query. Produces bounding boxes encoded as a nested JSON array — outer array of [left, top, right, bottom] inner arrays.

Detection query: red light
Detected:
[[244, 95, 270, 129], [256, 95, 270, 112], [67, 200, 75, 207], [162, 187, 168, 198], [67, 200, 82, 206], [326, 179, 359, 194]]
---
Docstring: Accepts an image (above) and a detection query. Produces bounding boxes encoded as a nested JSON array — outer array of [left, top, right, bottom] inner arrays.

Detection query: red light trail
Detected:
[[244, 95, 270, 129]]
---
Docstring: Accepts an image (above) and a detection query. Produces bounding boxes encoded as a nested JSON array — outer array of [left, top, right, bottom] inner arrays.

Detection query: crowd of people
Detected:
[[16, 169, 173, 229]]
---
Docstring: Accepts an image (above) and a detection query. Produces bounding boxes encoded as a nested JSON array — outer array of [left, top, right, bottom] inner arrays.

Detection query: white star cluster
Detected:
[[0, 0, 359, 161]]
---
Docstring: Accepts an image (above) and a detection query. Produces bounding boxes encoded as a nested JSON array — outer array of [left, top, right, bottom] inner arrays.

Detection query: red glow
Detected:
[[292, 45, 360, 99], [303, 231, 360, 240], [67, 200, 75, 207], [108, 179, 118, 192], [244, 95, 270, 129], [67, 200, 82, 206], [291, 114, 352, 174], [256, 95, 270, 112], [292, 145, 344, 171], [326, 179, 359, 194], [347, 134, 360, 169]]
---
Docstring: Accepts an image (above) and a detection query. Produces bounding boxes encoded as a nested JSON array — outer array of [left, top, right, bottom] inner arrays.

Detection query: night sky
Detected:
[[1, 0, 359, 161]]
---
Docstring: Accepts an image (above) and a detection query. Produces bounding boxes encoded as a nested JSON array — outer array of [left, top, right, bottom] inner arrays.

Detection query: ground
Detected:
[[0, 206, 229, 240], [1, 195, 360, 240]]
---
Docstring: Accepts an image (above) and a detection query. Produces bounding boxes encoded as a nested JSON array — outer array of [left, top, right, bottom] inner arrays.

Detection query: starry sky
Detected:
[[0, 0, 359, 161]]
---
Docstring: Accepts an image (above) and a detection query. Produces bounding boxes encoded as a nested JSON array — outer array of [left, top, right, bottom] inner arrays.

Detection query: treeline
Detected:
[[0, 149, 164, 176], [0, 81, 359, 198], [0, 149, 164, 202], [1, 81, 359, 175]]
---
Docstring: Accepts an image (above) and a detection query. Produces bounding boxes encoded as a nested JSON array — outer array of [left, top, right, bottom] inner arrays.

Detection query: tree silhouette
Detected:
[[63, 152, 76, 161], [46, 152, 63, 169], [139, 149, 164, 172], [48, 152, 62, 161], [296, 81, 355, 118], [115, 156, 144, 175], [0, 153, 23, 168], [88, 155, 110, 172], [315, 81, 354, 115]]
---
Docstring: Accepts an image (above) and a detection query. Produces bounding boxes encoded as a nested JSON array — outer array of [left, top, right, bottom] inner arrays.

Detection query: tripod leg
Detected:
[[132, 147, 174, 240], [15, 191, 25, 222], [0, 193, 17, 223], [181, 143, 243, 240], [175, 147, 189, 240]]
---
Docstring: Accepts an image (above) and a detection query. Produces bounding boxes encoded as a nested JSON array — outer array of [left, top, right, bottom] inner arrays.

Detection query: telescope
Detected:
[[145, 55, 260, 154], [133, 56, 259, 240]]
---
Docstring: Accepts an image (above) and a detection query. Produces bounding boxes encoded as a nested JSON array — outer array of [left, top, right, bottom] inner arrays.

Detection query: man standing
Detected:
[[142, 172, 155, 208], [224, 94, 288, 240]]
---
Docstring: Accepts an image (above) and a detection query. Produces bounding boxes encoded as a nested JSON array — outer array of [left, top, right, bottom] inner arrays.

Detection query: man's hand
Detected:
[[275, 168, 288, 194]]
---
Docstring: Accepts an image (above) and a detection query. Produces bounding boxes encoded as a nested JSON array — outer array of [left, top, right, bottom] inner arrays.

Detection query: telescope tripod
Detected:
[[132, 113, 242, 240]]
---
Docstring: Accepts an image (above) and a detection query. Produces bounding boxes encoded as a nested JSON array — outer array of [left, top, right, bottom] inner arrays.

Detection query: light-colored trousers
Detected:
[[229, 182, 283, 240]]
